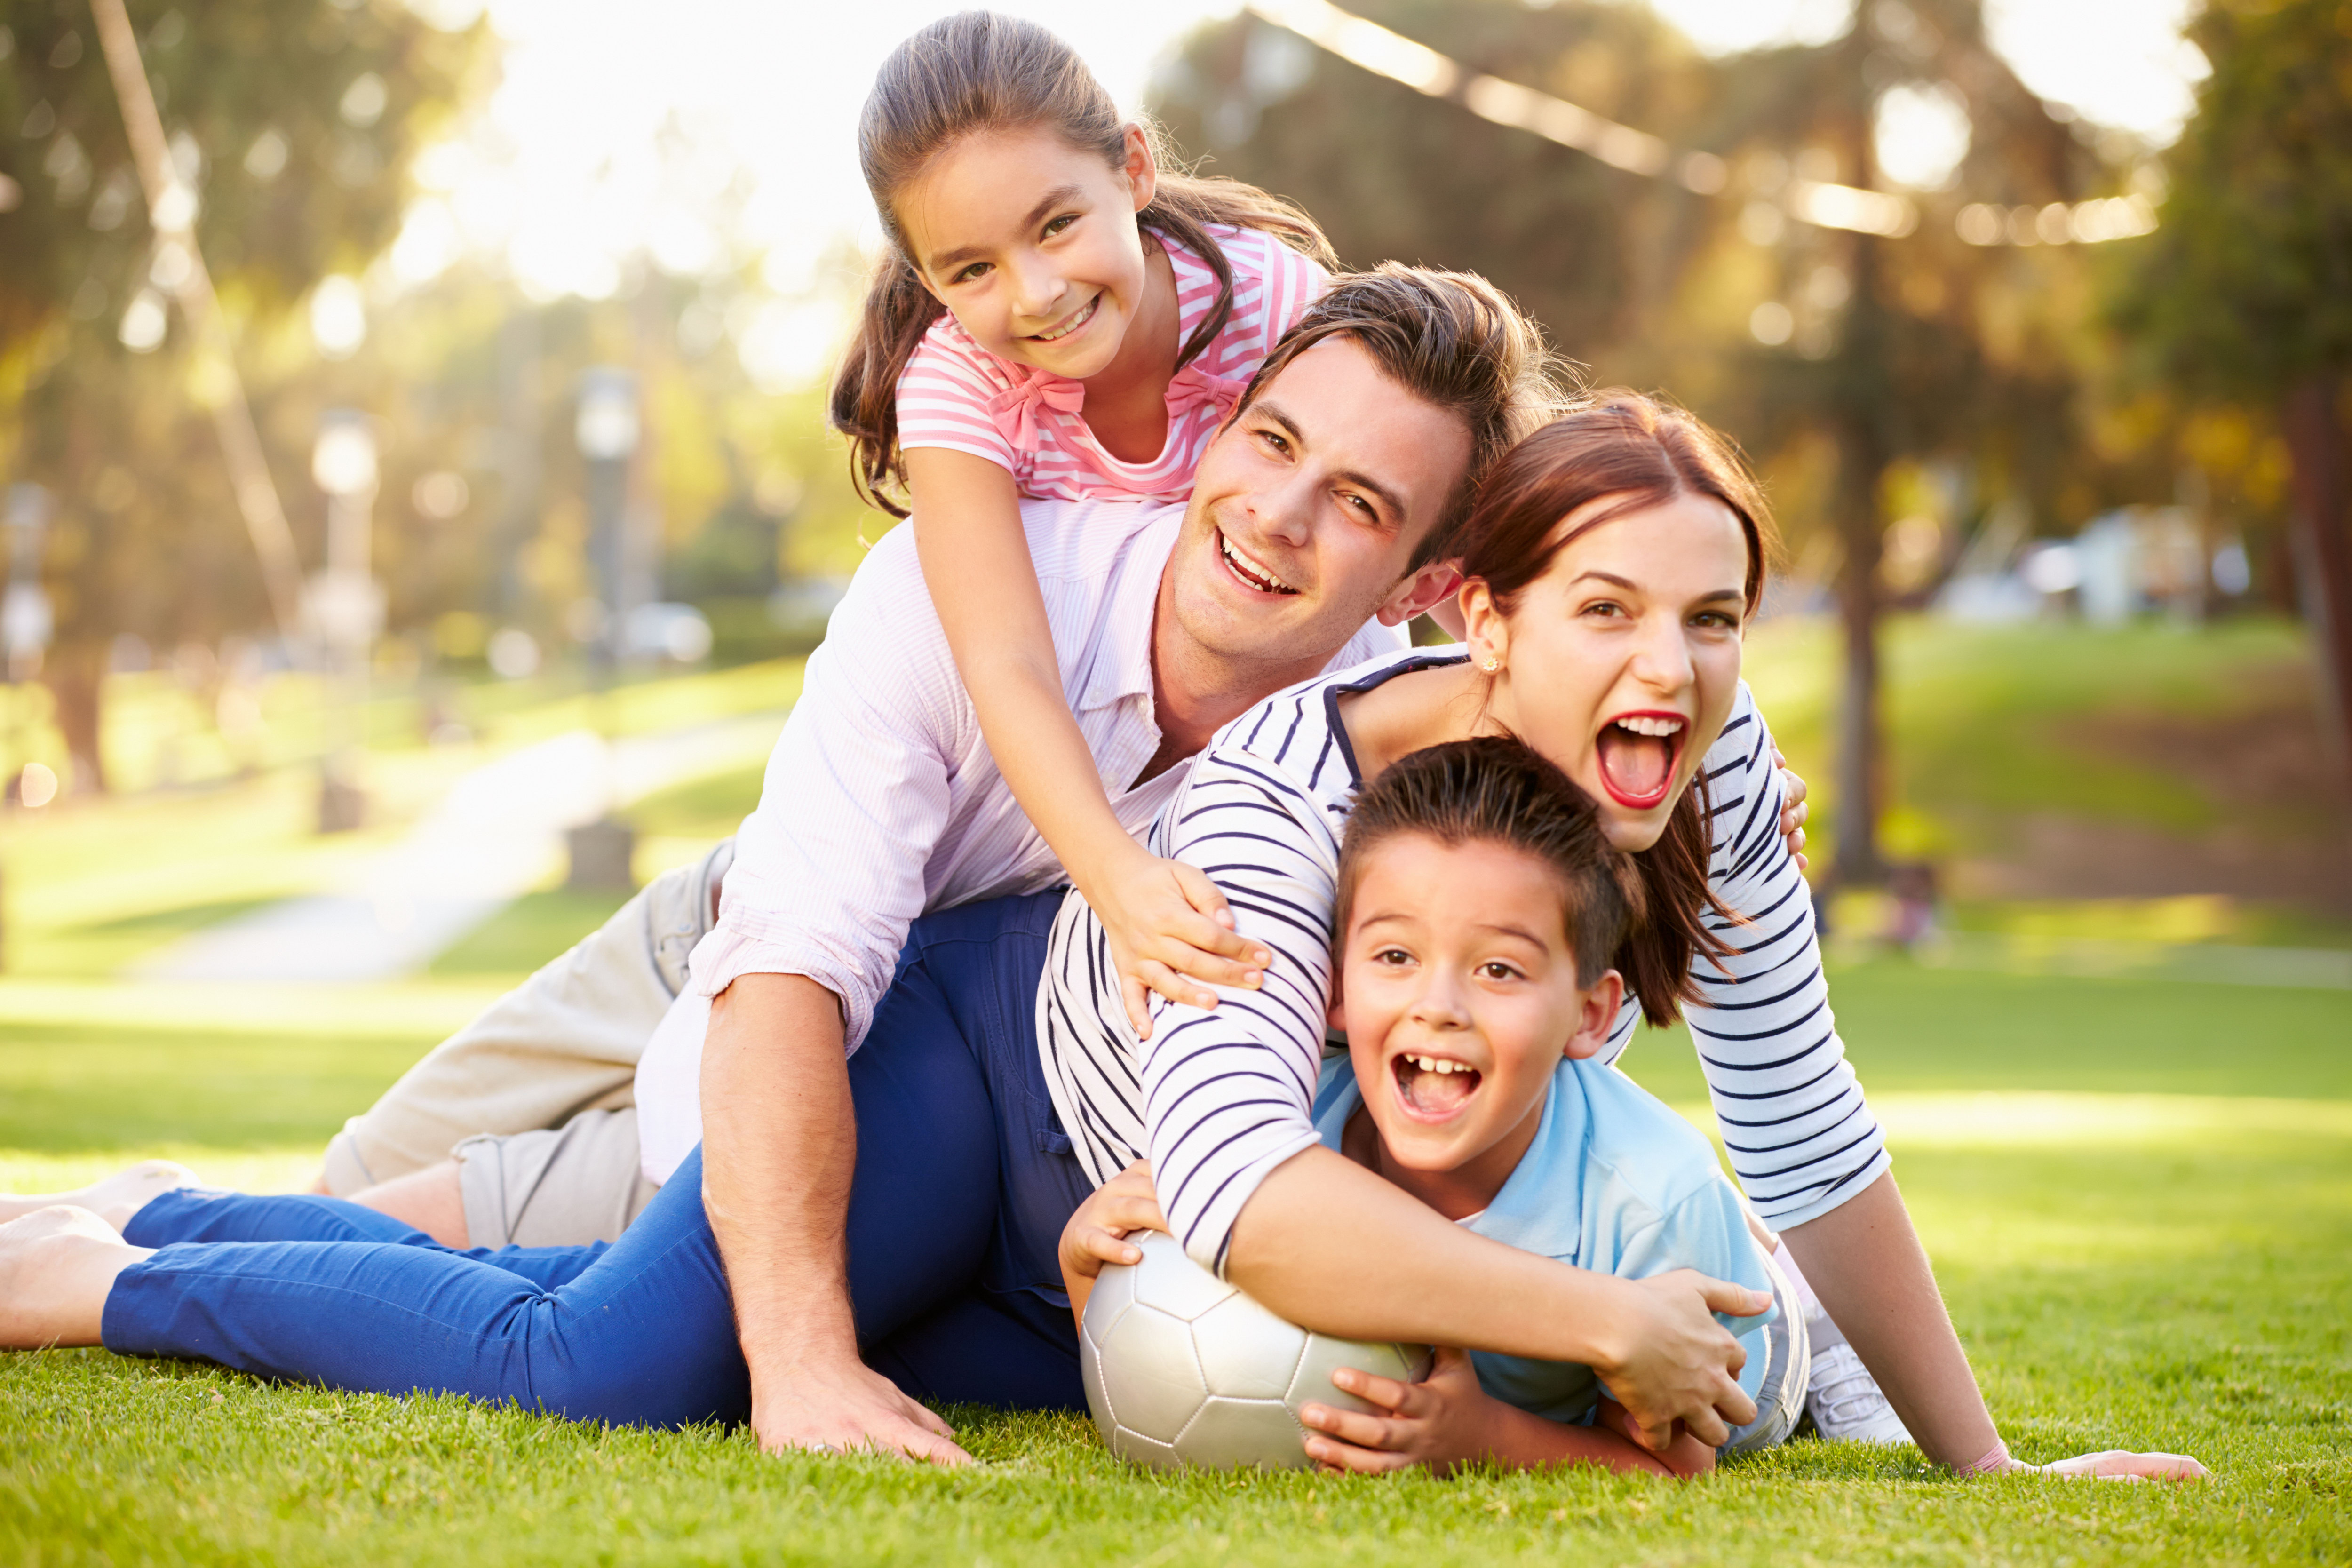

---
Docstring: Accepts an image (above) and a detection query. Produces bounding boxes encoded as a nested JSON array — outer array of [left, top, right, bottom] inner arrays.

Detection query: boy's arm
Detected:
[[906, 448, 1264, 1030], [1299, 1349, 1712, 1479]]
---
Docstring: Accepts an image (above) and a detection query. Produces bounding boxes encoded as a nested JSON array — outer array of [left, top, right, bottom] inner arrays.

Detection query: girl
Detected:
[[828, 11, 1367, 1029]]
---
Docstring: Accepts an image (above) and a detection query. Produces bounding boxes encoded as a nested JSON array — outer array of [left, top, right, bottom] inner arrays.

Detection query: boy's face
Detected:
[[1330, 833, 1624, 1210]]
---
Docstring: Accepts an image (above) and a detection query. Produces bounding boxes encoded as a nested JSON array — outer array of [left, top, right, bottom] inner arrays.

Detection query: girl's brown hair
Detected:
[[829, 10, 1337, 517], [1334, 738, 1670, 1021], [1444, 392, 1781, 1023]]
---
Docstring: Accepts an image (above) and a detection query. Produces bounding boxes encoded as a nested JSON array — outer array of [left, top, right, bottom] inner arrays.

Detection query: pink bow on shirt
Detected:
[[1166, 362, 1249, 424], [985, 373, 1086, 454]]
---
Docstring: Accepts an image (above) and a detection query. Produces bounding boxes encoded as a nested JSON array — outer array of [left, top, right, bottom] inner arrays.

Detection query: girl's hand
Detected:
[[1088, 846, 1269, 1039], [1297, 1345, 1499, 1475], [1774, 746, 1809, 870], [1057, 1161, 1166, 1287]]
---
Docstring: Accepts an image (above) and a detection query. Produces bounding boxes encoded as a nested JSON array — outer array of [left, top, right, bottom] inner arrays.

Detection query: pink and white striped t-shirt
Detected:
[[895, 224, 1330, 503]]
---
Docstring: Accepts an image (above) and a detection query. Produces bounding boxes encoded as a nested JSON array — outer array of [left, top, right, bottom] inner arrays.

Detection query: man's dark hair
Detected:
[[1229, 264, 1572, 568]]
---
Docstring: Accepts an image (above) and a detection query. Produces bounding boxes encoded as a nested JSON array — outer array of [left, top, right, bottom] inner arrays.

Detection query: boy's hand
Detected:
[[1774, 747, 1809, 870], [1297, 1345, 1498, 1475], [1087, 846, 1269, 1039], [1058, 1161, 1167, 1286]]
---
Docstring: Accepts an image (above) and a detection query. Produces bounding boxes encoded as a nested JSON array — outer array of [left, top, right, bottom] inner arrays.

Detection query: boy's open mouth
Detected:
[[1594, 711, 1685, 811], [1392, 1051, 1482, 1119]]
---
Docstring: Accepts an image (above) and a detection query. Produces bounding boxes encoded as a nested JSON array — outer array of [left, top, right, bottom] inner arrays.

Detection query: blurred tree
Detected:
[[0, 0, 482, 789], [2114, 0, 2352, 796], [1153, 0, 2124, 883]]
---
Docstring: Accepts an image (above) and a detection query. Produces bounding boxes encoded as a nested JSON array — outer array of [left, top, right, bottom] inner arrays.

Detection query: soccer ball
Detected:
[[1080, 1230, 1432, 1471]]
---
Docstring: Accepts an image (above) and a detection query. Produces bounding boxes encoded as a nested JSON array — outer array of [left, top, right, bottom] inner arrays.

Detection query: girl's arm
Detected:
[[906, 447, 1266, 1030], [1298, 1350, 1713, 1479]]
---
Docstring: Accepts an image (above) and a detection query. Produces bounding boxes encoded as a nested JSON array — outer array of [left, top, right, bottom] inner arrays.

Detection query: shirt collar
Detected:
[[1076, 507, 1183, 714]]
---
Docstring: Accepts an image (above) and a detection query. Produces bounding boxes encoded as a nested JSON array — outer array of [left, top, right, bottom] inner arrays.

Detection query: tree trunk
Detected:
[[42, 642, 109, 796], [2281, 374, 2352, 801], [1831, 401, 1887, 889], [1830, 220, 1892, 890]]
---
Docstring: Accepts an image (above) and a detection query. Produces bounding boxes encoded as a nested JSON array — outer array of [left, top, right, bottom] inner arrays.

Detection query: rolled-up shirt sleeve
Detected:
[[686, 533, 970, 1052], [1675, 687, 1891, 1228], [1140, 745, 1341, 1274]]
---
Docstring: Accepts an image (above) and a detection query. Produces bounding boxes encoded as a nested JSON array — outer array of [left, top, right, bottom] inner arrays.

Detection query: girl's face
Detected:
[[895, 124, 1156, 382], [1462, 493, 1750, 853], [1330, 832, 1622, 1218]]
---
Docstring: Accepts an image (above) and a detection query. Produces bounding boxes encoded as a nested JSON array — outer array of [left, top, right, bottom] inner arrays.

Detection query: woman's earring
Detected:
[[1480, 655, 1501, 673]]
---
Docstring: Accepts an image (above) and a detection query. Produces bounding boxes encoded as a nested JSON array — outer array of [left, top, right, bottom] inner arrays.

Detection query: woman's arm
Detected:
[[906, 448, 1263, 1029]]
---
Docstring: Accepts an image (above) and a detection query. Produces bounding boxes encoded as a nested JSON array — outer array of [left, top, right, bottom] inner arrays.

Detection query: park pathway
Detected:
[[130, 716, 776, 983]]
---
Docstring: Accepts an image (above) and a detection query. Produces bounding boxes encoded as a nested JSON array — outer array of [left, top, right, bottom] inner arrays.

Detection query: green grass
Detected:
[[1, 963, 2347, 1564], [1744, 614, 2336, 866]]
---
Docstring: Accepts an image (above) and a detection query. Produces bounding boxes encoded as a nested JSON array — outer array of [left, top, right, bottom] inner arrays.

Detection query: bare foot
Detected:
[[0, 1206, 151, 1349], [0, 1159, 201, 1231]]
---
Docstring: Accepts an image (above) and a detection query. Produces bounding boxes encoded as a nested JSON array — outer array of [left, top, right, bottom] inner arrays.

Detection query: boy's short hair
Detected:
[[1335, 738, 1654, 1009]]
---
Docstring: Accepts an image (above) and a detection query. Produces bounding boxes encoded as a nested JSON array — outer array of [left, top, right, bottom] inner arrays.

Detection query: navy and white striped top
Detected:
[[1035, 645, 1890, 1273]]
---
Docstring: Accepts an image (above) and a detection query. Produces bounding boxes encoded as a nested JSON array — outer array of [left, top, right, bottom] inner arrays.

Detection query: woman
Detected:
[[0, 394, 2197, 1480]]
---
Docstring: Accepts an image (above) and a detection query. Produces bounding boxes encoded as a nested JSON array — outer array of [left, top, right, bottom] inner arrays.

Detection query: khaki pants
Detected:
[[319, 840, 733, 1210]]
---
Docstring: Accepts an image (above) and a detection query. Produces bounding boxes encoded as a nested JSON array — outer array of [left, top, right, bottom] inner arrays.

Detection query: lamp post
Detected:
[[1, 483, 53, 971], [566, 368, 638, 890], [310, 411, 380, 833]]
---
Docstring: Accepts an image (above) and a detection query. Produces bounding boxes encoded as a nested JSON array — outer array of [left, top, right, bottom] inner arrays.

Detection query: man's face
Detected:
[[1163, 337, 1473, 670]]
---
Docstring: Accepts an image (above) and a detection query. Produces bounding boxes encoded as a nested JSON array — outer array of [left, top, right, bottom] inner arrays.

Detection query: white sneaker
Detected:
[[1806, 1340, 1915, 1444]]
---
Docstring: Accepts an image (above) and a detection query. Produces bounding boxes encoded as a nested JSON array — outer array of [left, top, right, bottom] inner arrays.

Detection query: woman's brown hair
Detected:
[[1446, 392, 1781, 1023], [828, 10, 1337, 517]]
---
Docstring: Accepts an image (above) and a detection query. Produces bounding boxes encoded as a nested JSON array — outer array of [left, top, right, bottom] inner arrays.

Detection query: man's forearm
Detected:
[[701, 972, 859, 1385], [1780, 1171, 2000, 1468]]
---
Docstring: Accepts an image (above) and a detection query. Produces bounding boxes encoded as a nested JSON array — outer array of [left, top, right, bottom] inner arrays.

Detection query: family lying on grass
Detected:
[[1, 12, 2203, 1483]]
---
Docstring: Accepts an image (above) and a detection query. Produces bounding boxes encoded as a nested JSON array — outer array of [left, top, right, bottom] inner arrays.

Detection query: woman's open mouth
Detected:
[[1030, 294, 1100, 343], [1217, 530, 1299, 596], [1391, 1051, 1482, 1121], [1594, 712, 1686, 811]]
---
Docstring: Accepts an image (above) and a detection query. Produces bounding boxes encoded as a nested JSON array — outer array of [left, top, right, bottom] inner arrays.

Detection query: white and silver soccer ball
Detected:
[[1080, 1229, 1432, 1471]]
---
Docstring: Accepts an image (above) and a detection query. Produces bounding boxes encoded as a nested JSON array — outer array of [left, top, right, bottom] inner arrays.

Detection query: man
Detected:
[[282, 268, 1548, 1450]]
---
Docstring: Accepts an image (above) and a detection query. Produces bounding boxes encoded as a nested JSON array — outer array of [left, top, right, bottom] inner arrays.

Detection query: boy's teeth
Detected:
[[1614, 716, 1685, 738]]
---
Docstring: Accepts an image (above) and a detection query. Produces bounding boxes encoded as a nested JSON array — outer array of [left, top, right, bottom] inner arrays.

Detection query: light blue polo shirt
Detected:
[[1312, 1051, 1777, 1424]]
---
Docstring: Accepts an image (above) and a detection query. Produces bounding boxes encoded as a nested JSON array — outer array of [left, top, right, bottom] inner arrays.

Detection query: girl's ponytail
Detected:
[[834, 10, 1339, 515], [829, 254, 945, 519]]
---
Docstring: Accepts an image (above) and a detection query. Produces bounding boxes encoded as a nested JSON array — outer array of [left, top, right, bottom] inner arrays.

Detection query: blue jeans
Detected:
[[102, 892, 1094, 1427]]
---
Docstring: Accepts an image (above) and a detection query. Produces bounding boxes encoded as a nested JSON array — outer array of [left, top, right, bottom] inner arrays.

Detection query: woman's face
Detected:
[[1463, 491, 1751, 852]]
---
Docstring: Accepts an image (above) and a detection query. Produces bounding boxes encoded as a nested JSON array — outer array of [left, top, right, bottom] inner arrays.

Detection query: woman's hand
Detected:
[[1298, 1345, 1500, 1475], [1774, 746, 1809, 870], [1586, 1269, 1767, 1451], [1988, 1448, 2210, 1482], [1084, 844, 1269, 1038], [1057, 1160, 1167, 1327]]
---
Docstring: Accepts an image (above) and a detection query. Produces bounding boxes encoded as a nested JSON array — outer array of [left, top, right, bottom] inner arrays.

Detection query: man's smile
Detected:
[[1217, 529, 1300, 596]]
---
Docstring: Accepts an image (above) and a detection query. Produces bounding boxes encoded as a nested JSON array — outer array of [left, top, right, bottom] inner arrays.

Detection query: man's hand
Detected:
[[1774, 746, 1810, 870], [1298, 1345, 1500, 1475], [1088, 846, 1268, 1038], [750, 1354, 971, 1465], [1586, 1269, 1766, 1451]]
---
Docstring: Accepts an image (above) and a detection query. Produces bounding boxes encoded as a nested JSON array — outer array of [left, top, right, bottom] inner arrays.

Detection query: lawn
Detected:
[[3, 962, 2346, 1566]]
